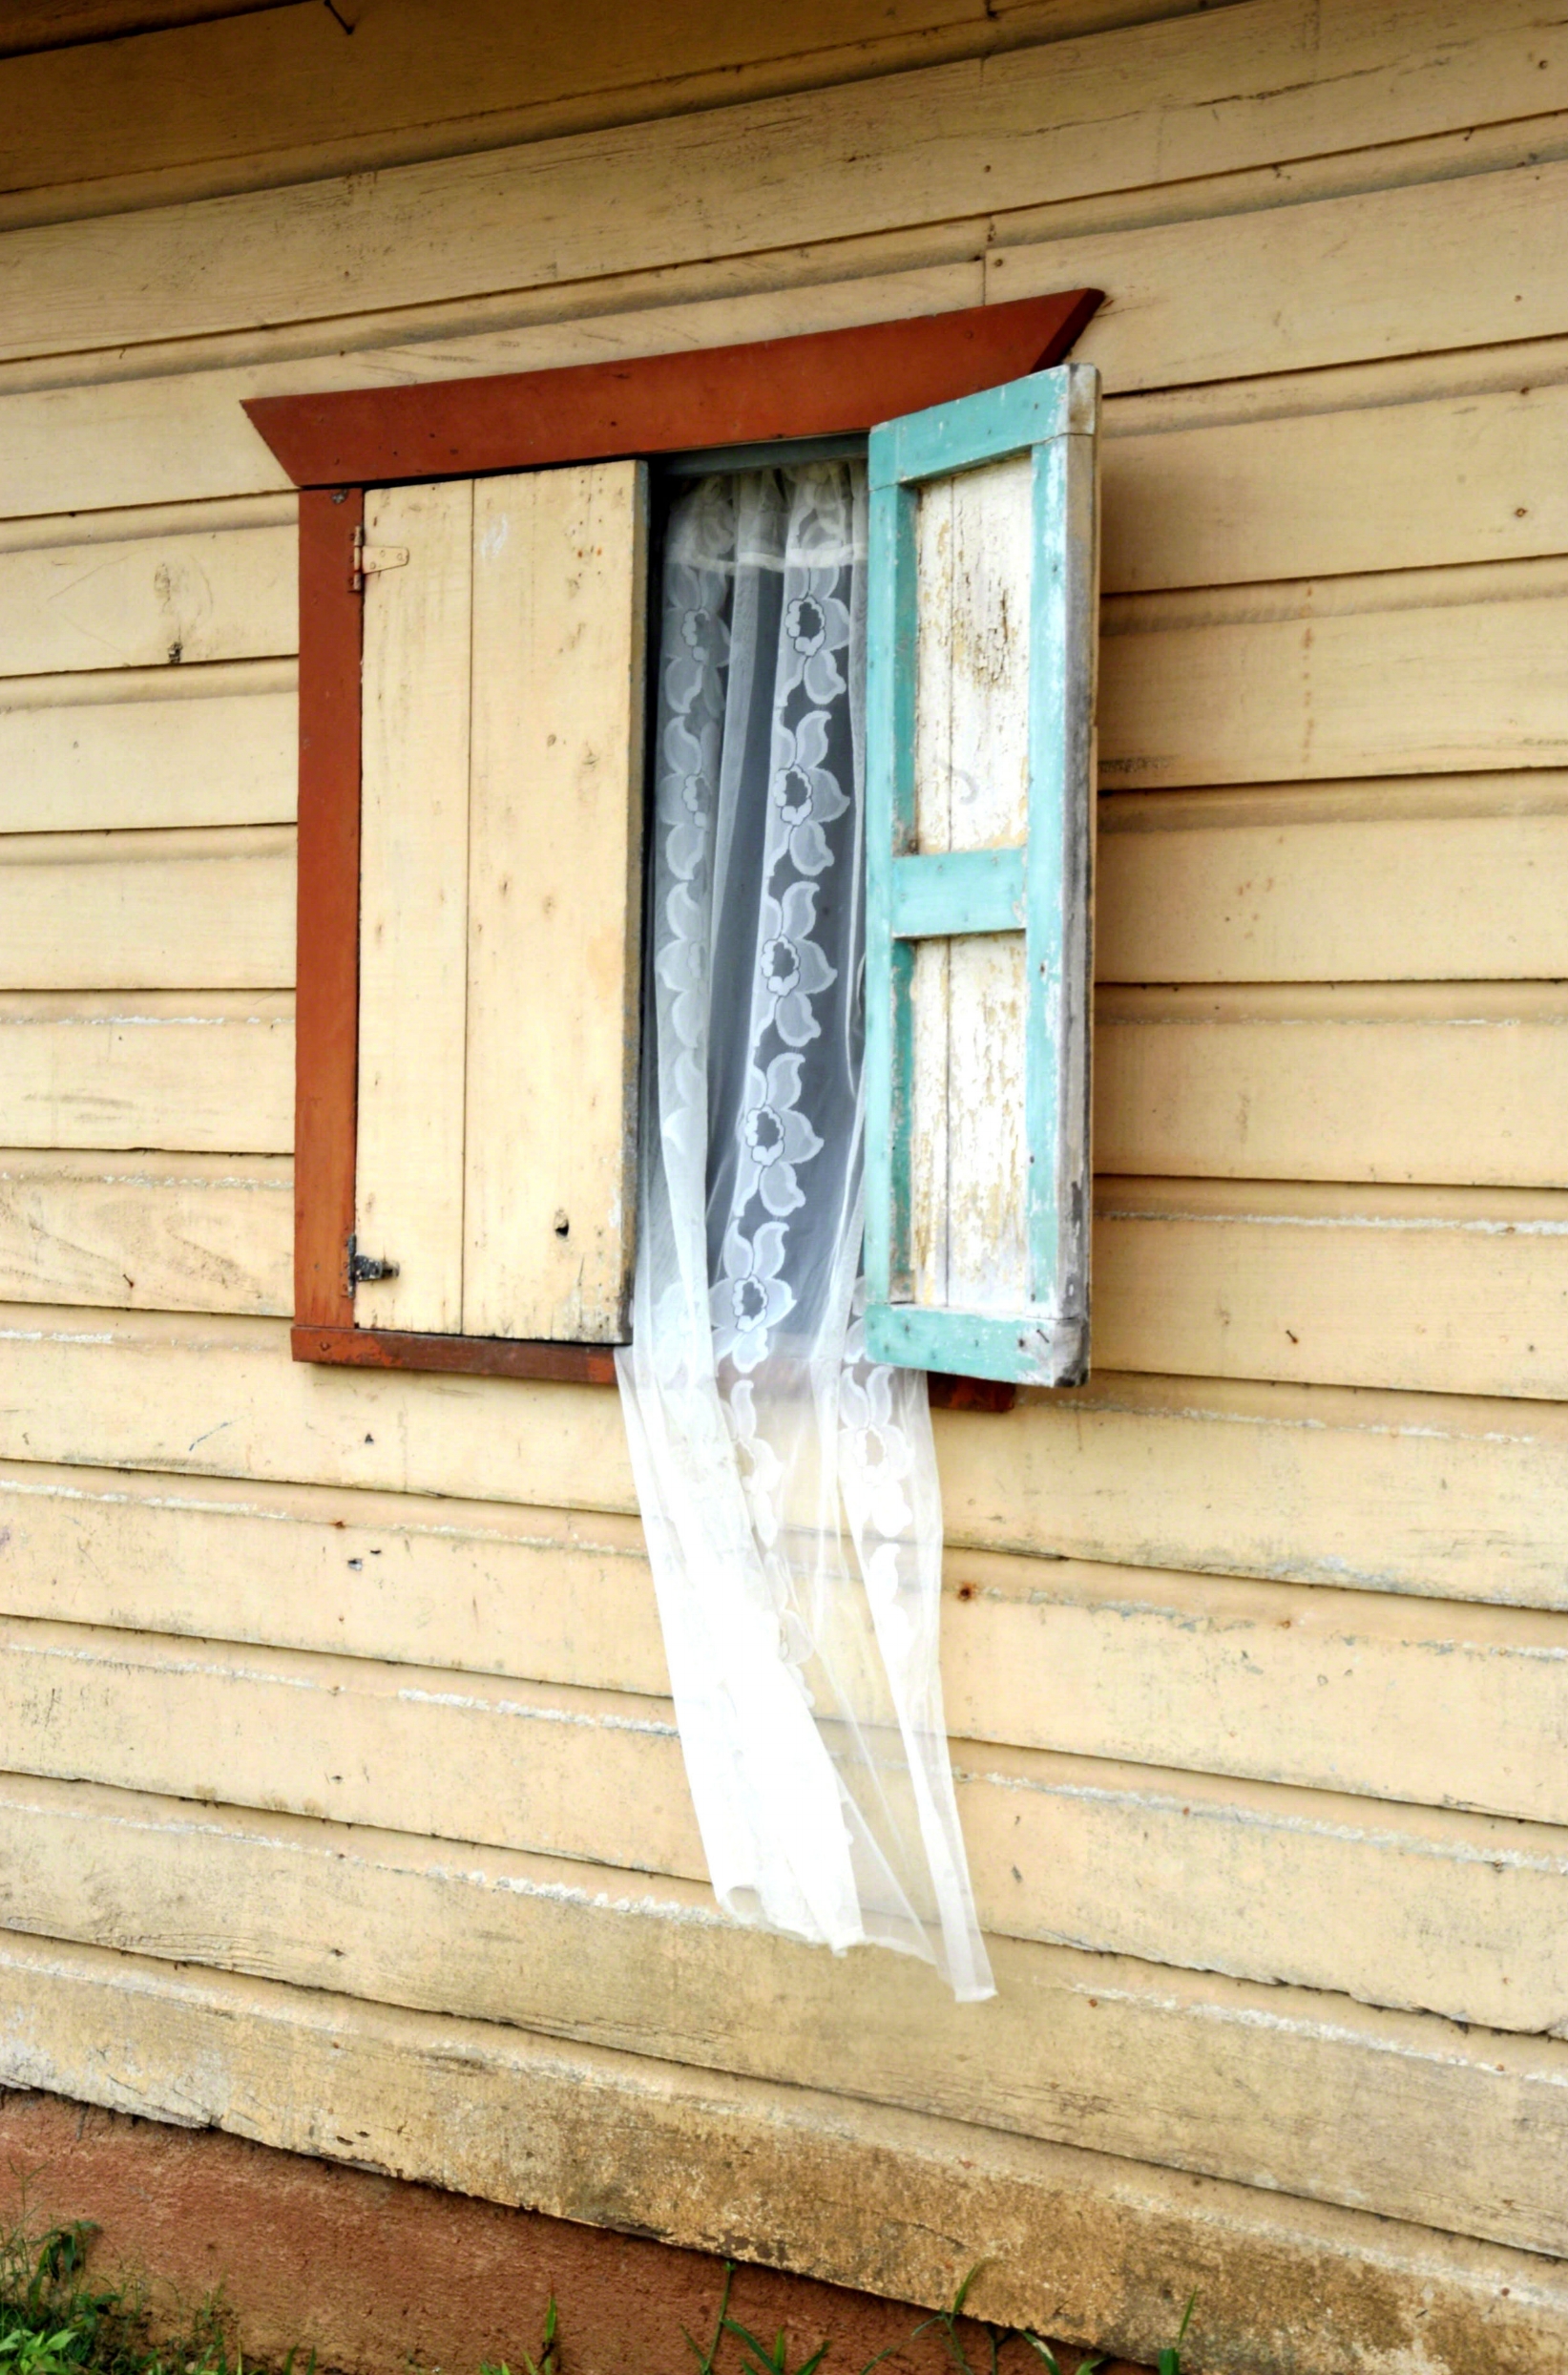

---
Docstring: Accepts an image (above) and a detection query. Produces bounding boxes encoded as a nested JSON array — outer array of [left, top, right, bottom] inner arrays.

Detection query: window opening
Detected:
[[617, 453, 993, 2000]]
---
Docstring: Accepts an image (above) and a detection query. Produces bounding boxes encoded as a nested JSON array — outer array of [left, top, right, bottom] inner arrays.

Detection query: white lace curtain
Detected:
[[616, 461, 993, 2002]]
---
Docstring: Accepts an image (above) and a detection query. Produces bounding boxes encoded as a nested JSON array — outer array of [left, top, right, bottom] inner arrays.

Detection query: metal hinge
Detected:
[[346, 1232, 399, 1291], [351, 525, 410, 593]]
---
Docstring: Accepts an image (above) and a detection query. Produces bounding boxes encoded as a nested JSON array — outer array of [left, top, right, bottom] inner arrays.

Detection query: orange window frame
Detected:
[[244, 286, 1102, 1400]]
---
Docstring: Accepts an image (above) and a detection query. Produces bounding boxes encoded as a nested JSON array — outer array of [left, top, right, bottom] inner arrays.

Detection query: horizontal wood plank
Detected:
[[0, 828, 293, 989], [9, 1929, 1568, 2375], [1102, 379, 1568, 595], [1098, 786, 1568, 980], [3, 1652, 1568, 2035], [1096, 986, 1568, 1186], [0, 993, 291, 1150], [1099, 564, 1568, 788], [994, 151, 1568, 393], [6, 1461, 1568, 1808], [0, 0, 1215, 215], [6, 1900, 1568, 2265], [0, 520, 293, 676], [0, 665, 294, 831], [0, 1151, 289, 1314], [9, 876, 1564, 1173], [0, 1308, 1564, 1606], [1095, 1179, 1568, 1401]]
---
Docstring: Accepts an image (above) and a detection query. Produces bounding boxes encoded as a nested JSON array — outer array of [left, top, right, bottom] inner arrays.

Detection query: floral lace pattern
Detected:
[[615, 463, 993, 2002]]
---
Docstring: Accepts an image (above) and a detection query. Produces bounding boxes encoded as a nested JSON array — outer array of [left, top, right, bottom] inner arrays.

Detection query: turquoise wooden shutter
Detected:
[[864, 362, 1099, 1386]]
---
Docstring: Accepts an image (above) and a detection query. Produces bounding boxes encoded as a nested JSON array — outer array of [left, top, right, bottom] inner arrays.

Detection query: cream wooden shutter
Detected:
[[864, 364, 1098, 1385], [352, 461, 648, 1344]]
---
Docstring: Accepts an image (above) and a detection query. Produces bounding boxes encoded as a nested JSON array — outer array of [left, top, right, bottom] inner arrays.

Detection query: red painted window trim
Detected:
[[248, 288, 1102, 1398]]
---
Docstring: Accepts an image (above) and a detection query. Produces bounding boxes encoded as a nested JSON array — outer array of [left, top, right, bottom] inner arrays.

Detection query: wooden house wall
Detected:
[[3, 3, 1568, 2366]]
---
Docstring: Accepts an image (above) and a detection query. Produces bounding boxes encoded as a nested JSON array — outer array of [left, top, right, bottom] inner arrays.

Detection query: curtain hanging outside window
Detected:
[[615, 461, 993, 2002]]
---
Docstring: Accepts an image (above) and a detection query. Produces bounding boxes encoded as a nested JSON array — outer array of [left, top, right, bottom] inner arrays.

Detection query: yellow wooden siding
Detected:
[[9, 1917, 1568, 2270], [1, 8, 1567, 2364], [0, 0, 1195, 221], [0, 995, 291, 1152], [0, 667, 294, 830], [0, 1153, 289, 1314], [6, 1461, 1567, 1800], [5, 1627, 1568, 2037], [1, 1309, 1563, 1606], [5, 4, 1568, 361]]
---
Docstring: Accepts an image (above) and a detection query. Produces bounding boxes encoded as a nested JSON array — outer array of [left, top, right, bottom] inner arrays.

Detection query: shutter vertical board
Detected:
[[867, 365, 1098, 1386], [909, 455, 1034, 1310], [462, 462, 647, 1343], [354, 479, 473, 1335]]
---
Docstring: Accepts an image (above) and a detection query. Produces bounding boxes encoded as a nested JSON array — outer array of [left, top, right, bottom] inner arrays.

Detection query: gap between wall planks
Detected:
[[8, 1629, 1568, 2037], [268, 291, 1098, 1390]]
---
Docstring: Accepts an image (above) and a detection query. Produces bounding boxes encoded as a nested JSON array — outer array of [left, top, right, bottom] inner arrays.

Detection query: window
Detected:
[[247, 288, 1101, 1392]]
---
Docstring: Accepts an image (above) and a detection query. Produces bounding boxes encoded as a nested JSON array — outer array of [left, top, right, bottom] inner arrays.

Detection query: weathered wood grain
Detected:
[[1096, 986, 1568, 1188], [463, 462, 645, 1343], [0, 0, 1218, 219], [0, 521, 294, 675], [0, 993, 291, 1151], [353, 478, 472, 1337], [0, 828, 293, 990], [8, 1898, 1568, 2271], [0, 1152, 290, 1314], [909, 454, 1034, 1316], [1098, 786, 1568, 980], [0, 664, 294, 831]]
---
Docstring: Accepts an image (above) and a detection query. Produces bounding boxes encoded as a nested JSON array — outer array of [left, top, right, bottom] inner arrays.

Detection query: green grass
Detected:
[[3, 2223, 1197, 2375], [0, 2222, 287, 2375]]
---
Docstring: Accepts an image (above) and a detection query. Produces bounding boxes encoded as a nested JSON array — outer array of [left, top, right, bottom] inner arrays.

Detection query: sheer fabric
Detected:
[[616, 462, 993, 2001]]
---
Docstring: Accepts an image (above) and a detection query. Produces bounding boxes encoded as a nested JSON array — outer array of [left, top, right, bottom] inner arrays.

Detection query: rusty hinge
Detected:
[[346, 1232, 399, 1291], [351, 524, 409, 593]]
